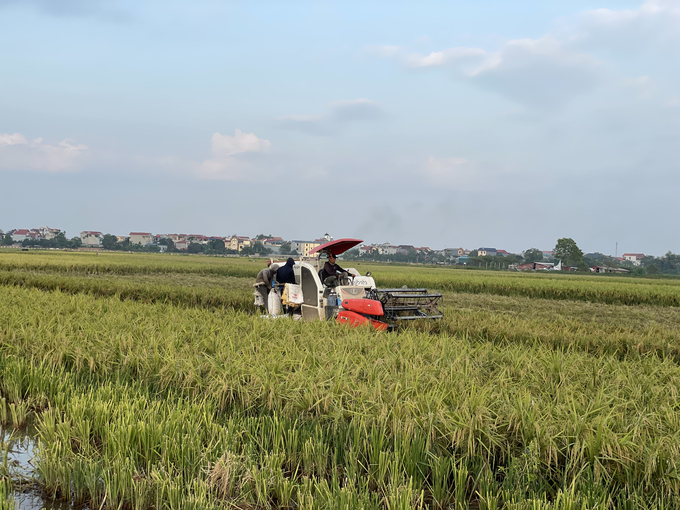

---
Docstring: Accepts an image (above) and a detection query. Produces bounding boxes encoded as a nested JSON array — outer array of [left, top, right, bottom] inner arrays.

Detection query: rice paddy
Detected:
[[1, 250, 679, 509]]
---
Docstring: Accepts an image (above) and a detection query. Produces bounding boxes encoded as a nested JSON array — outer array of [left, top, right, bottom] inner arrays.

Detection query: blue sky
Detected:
[[1, 0, 678, 255]]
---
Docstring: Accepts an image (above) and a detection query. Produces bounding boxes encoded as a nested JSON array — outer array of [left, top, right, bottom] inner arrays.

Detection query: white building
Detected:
[[129, 232, 153, 245], [80, 231, 103, 247], [376, 243, 397, 255], [622, 253, 645, 266], [12, 229, 30, 242]]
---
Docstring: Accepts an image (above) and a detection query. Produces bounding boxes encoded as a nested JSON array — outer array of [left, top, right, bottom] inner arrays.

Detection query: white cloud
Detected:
[[0, 132, 28, 146], [575, 0, 680, 46], [375, 33, 602, 108], [278, 98, 385, 135], [209, 129, 271, 157], [0, 132, 87, 172], [407, 47, 487, 68], [371, 1, 680, 109], [197, 129, 271, 181], [471, 37, 602, 108]]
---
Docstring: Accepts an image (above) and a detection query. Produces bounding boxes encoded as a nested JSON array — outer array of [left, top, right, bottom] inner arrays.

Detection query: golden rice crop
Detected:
[[3, 250, 680, 306]]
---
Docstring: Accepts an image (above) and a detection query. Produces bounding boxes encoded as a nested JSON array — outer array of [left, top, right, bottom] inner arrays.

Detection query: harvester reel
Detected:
[[369, 288, 443, 323]]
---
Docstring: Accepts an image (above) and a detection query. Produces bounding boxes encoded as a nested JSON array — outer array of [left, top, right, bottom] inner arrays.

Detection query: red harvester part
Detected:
[[340, 298, 384, 316], [337, 310, 389, 331]]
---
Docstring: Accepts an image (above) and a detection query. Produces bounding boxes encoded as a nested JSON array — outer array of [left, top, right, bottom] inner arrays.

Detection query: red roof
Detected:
[[14, 229, 29, 235], [622, 253, 645, 258], [129, 232, 152, 236], [309, 238, 363, 256], [81, 231, 102, 235]]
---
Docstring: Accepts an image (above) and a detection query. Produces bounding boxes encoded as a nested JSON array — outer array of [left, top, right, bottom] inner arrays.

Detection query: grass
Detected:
[[1, 251, 680, 508]]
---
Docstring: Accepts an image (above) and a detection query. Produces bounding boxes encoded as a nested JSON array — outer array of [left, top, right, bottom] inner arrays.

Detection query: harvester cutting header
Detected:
[[255, 238, 442, 330]]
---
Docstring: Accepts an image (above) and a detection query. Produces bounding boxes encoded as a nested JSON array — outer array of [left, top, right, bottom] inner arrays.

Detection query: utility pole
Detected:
[[615, 242, 618, 258]]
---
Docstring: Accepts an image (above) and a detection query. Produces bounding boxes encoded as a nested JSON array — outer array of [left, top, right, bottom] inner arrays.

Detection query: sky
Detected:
[[1, 0, 678, 255]]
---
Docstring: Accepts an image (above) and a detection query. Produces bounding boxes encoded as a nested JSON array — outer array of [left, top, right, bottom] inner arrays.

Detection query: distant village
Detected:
[[1, 225, 674, 274]]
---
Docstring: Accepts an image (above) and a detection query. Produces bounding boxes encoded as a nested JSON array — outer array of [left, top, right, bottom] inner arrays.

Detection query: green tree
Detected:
[[251, 241, 270, 255], [523, 248, 543, 264], [279, 242, 291, 254], [553, 238, 583, 266], [158, 238, 176, 252], [187, 242, 204, 254], [207, 239, 225, 252], [102, 234, 118, 250], [2, 234, 13, 245]]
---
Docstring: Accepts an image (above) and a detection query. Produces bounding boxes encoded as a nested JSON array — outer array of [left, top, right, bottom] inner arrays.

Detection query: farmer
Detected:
[[276, 257, 296, 287], [253, 261, 278, 313], [321, 252, 349, 285]]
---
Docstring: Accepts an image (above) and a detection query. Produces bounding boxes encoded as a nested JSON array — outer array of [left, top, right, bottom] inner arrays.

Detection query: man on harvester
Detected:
[[321, 252, 350, 286]]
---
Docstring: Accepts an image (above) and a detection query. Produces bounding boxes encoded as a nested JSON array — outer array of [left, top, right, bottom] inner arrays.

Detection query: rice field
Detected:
[[1, 250, 680, 509]]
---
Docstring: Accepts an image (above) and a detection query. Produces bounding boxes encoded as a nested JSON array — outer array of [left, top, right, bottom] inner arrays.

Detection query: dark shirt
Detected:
[[276, 258, 296, 285], [322, 261, 346, 281]]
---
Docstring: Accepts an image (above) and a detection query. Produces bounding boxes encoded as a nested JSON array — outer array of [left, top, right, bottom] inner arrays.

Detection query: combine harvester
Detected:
[[271, 238, 442, 331]]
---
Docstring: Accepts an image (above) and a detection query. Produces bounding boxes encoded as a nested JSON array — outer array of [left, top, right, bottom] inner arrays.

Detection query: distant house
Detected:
[[80, 231, 103, 247], [12, 229, 30, 243], [129, 232, 153, 245], [175, 241, 188, 251], [478, 248, 497, 257], [263, 237, 284, 246], [376, 243, 397, 255], [591, 266, 630, 274], [456, 248, 470, 257], [187, 234, 210, 244], [117, 236, 129, 243], [34, 226, 61, 240], [496, 250, 509, 257], [168, 234, 187, 243], [516, 262, 555, 271], [542, 251, 554, 260], [396, 245, 414, 254], [227, 236, 252, 251], [622, 253, 645, 266]]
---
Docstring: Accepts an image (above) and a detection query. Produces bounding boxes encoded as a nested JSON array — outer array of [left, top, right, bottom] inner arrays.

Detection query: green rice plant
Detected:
[[0, 477, 14, 510], [8, 401, 28, 429], [4, 276, 680, 508], [428, 454, 453, 509]]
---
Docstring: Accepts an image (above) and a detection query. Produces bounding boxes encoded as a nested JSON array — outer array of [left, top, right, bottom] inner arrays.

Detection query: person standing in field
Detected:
[[276, 257, 296, 286], [254, 261, 278, 313]]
